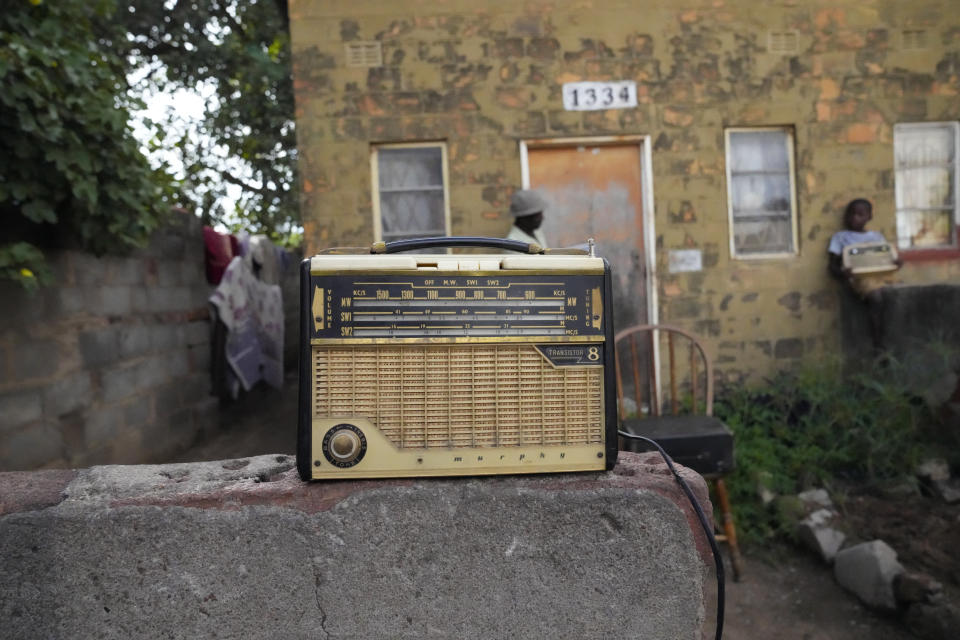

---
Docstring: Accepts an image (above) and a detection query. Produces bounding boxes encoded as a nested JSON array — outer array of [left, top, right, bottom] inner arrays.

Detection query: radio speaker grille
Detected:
[[313, 344, 604, 448]]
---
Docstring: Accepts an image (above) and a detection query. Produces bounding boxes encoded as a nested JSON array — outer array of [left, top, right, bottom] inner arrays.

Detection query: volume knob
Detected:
[[330, 430, 360, 460], [322, 424, 367, 467]]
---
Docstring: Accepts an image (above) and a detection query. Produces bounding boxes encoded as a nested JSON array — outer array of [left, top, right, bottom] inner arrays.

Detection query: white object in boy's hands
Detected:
[[842, 241, 899, 275]]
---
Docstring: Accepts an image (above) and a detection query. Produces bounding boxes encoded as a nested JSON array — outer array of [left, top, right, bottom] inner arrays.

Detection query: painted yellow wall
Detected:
[[289, 0, 960, 382]]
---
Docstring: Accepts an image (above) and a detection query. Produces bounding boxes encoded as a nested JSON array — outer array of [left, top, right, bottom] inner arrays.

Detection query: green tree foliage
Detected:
[[0, 0, 172, 289], [121, 0, 299, 243]]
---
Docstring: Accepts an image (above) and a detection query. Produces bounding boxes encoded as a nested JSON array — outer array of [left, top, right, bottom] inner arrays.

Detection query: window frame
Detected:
[[893, 121, 960, 253], [370, 141, 452, 245], [724, 126, 800, 260]]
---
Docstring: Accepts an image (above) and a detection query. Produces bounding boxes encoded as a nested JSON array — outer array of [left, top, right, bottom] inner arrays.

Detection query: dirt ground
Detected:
[[171, 375, 955, 640], [705, 550, 910, 640], [843, 488, 960, 608]]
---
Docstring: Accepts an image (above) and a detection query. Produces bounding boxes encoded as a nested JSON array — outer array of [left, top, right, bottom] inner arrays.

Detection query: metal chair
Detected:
[[615, 323, 744, 580]]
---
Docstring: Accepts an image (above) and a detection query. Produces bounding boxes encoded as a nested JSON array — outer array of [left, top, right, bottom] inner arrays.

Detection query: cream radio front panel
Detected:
[[297, 249, 619, 480]]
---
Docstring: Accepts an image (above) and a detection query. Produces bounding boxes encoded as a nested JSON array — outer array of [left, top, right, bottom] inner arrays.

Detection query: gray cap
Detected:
[[509, 189, 548, 218]]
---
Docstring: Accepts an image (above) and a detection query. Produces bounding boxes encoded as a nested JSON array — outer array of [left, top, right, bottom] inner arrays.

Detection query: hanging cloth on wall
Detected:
[[202, 226, 240, 285], [245, 234, 281, 285], [209, 255, 284, 394]]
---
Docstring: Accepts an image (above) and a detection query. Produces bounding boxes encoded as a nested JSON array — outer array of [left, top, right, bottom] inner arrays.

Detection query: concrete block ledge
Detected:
[[0, 452, 712, 639]]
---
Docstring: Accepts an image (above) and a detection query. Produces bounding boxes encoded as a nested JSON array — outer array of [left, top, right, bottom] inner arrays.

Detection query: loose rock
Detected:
[[834, 540, 903, 610], [932, 480, 960, 504], [797, 488, 833, 511], [894, 571, 943, 605], [796, 508, 846, 564], [916, 459, 951, 485]]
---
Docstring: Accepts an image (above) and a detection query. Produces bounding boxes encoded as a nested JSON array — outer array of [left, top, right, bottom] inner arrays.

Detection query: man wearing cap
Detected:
[[505, 189, 549, 248]]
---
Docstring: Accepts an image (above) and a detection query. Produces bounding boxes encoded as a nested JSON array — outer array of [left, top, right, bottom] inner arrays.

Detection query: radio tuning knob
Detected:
[[322, 424, 367, 467], [330, 430, 360, 461]]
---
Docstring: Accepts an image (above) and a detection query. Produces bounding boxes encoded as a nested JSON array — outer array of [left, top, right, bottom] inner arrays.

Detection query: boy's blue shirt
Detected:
[[827, 229, 886, 255]]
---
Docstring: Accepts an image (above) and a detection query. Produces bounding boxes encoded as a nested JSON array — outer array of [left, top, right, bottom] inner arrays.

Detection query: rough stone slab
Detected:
[[0, 469, 77, 516], [0, 452, 711, 640], [834, 540, 904, 610]]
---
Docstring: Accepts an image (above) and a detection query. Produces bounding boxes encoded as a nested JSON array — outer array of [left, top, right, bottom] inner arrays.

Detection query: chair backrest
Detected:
[[614, 324, 714, 419]]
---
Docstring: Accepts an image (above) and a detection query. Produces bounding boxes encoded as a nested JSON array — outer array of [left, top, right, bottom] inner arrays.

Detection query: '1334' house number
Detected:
[[562, 81, 637, 111]]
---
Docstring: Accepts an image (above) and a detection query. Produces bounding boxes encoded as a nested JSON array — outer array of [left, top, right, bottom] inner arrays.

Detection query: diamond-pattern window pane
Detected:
[[894, 123, 958, 249], [727, 129, 797, 256], [376, 146, 448, 242]]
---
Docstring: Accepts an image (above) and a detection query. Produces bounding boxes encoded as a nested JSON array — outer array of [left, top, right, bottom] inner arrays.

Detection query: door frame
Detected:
[[519, 135, 659, 331]]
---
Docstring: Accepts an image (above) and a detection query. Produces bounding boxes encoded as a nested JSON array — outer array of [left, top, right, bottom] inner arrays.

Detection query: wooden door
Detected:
[[527, 143, 649, 332]]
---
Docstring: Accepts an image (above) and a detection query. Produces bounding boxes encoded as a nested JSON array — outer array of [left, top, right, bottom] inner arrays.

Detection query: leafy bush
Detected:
[[714, 350, 955, 544], [0, 0, 171, 289]]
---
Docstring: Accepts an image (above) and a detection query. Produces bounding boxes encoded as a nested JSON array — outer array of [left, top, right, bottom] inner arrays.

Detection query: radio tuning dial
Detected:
[[322, 424, 367, 468], [330, 430, 360, 460]]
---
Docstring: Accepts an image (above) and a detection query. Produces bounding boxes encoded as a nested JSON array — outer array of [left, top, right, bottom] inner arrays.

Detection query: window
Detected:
[[725, 128, 799, 258], [372, 143, 450, 246], [894, 122, 959, 249]]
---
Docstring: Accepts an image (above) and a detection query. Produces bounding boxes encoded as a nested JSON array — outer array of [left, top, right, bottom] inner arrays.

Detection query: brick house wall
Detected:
[[289, 0, 960, 383]]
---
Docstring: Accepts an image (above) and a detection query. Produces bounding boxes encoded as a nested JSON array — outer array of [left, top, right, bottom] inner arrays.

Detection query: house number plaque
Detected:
[[562, 81, 637, 111]]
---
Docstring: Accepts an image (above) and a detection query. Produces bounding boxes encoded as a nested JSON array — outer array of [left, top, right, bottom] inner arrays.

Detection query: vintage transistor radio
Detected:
[[297, 237, 618, 480], [842, 241, 899, 274]]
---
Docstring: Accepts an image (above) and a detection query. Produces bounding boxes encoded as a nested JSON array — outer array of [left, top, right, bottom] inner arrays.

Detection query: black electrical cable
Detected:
[[617, 431, 725, 640]]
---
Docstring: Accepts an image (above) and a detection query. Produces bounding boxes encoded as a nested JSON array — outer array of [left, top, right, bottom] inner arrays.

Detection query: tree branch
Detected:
[[221, 169, 272, 197]]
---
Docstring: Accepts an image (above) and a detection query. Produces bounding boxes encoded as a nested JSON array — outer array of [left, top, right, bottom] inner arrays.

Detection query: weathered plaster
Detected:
[[290, 0, 960, 381]]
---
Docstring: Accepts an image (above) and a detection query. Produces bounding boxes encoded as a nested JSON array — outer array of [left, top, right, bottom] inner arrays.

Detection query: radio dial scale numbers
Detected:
[[310, 274, 605, 341]]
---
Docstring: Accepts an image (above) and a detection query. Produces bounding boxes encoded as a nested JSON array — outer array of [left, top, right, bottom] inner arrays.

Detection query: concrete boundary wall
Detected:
[[0, 212, 216, 471], [0, 452, 712, 639]]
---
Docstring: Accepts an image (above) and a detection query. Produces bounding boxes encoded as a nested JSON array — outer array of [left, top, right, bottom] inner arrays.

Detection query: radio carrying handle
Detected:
[[372, 236, 543, 255]]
